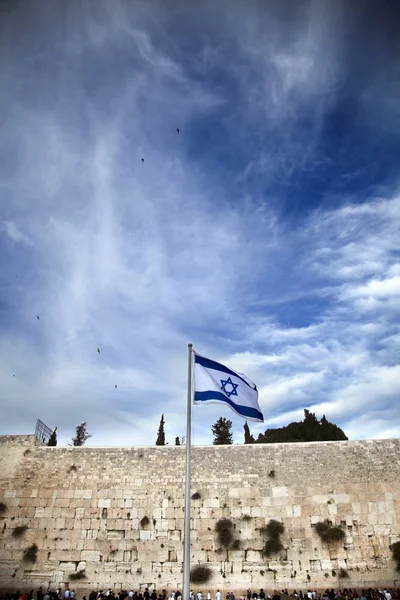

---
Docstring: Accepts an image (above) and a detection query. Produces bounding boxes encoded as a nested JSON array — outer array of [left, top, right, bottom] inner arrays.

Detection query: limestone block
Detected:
[[272, 486, 289, 498], [98, 498, 111, 508]]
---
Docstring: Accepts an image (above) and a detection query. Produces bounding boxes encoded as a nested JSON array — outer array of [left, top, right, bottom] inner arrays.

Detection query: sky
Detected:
[[0, 0, 399, 447]]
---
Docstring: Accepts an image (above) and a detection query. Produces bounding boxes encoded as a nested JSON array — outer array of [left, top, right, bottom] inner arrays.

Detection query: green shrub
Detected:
[[191, 492, 201, 500], [23, 544, 38, 563], [140, 516, 150, 527], [338, 568, 349, 579], [0, 502, 7, 514], [12, 525, 28, 538], [268, 469, 276, 478], [315, 521, 345, 543], [215, 518, 234, 548], [191, 565, 212, 584]]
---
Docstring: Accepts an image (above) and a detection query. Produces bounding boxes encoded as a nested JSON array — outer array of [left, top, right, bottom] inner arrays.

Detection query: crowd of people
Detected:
[[1, 587, 399, 600]]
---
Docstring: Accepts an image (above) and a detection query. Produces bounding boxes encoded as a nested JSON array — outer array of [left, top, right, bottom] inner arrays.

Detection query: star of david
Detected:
[[220, 377, 238, 398]]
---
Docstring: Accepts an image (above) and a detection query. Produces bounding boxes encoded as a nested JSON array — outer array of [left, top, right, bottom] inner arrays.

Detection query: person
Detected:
[[89, 592, 97, 600], [197, 593, 202, 600], [207, 593, 211, 600], [70, 593, 76, 600], [247, 591, 252, 600], [260, 591, 266, 600], [144, 591, 149, 600], [216, 592, 221, 600], [151, 592, 157, 600], [190, 592, 194, 600], [64, 591, 70, 600]]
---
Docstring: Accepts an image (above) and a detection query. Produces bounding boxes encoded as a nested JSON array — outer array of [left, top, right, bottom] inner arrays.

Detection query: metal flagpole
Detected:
[[183, 343, 193, 600]]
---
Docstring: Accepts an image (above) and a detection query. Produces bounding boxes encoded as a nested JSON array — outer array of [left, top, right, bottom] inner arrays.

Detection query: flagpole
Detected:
[[183, 343, 193, 600]]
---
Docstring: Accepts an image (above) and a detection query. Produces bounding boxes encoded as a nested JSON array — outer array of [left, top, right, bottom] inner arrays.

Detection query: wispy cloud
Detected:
[[0, 0, 399, 446]]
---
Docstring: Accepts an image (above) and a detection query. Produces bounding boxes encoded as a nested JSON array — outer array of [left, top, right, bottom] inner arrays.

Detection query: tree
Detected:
[[256, 409, 348, 444], [175, 436, 180, 446], [212, 417, 233, 445], [156, 414, 166, 446], [243, 421, 255, 444], [47, 427, 57, 447], [71, 422, 92, 447]]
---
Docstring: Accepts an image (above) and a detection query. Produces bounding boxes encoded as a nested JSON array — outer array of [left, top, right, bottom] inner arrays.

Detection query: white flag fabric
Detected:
[[193, 352, 264, 422]]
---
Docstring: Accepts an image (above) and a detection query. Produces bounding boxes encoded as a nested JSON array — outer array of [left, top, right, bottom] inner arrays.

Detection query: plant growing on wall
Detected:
[[315, 521, 345, 543], [261, 519, 285, 557], [12, 525, 28, 538], [23, 544, 38, 562], [215, 518, 234, 548], [140, 516, 150, 527], [190, 565, 212, 584], [391, 541, 400, 571], [338, 568, 349, 579], [191, 492, 201, 500], [70, 570, 86, 580], [0, 502, 7, 513]]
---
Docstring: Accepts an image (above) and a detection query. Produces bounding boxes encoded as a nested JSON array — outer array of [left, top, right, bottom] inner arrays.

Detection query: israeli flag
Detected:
[[193, 353, 264, 422]]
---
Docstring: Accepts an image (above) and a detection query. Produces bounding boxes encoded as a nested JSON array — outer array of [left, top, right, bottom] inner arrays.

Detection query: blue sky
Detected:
[[0, 0, 399, 446]]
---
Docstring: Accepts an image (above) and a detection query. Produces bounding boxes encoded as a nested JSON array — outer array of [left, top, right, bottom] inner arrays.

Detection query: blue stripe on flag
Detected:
[[194, 391, 263, 422], [194, 354, 255, 390]]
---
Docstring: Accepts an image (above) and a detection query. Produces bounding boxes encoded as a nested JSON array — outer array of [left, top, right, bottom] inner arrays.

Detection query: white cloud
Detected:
[[0, 0, 398, 447]]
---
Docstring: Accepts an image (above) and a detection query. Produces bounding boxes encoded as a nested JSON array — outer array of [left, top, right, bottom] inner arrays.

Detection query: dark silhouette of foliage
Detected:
[[315, 520, 345, 543], [23, 544, 38, 562], [156, 414, 166, 446], [268, 469, 276, 478], [242, 514, 252, 521], [190, 565, 212, 584], [140, 516, 150, 527], [175, 436, 180, 446], [256, 409, 348, 443], [0, 502, 7, 513], [71, 422, 92, 446], [67, 465, 77, 474], [191, 492, 201, 500], [12, 525, 28, 538], [70, 570, 86, 580], [391, 541, 400, 571], [244, 421, 255, 444], [231, 539, 241, 550], [339, 568, 349, 579], [212, 417, 233, 445], [47, 427, 57, 446]]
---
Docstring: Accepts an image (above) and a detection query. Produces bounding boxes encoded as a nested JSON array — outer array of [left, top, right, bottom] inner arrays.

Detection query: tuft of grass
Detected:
[[23, 543, 38, 563], [191, 492, 201, 500], [338, 568, 349, 579], [70, 570, 86, 580], [242, 514, 252, 521], [265, 519, 284, 537], [315, 521, 345, 543], [268, 469, 276, 478], [0, 502, 7, 514], [140, 516, 150, 527], [190, 565, 212, 584], [67, 465, 77, 473], [261, 519, 284, 558], [12, 525, 28, 538]]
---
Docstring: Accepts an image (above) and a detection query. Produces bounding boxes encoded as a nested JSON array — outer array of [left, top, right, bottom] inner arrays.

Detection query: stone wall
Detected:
[[0, 436, 399, 594]]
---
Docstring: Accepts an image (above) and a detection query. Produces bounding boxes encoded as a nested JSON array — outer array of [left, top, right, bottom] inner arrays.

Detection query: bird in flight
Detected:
[[13, 374, 15, 378], [115, 384, 118, 389], [141, 158, 144, 163], [36, 315, 40, 320], [97, 348, 100, 354], [176, 128, 180, 134]]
